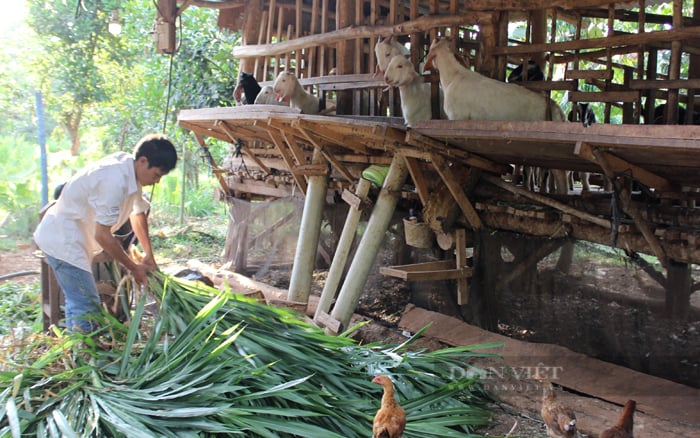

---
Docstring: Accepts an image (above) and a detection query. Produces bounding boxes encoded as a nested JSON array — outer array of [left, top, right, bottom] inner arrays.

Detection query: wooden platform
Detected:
[[179, 107, 700, 191], [178, 108, 700, 266], [410, 119, 700, 189]]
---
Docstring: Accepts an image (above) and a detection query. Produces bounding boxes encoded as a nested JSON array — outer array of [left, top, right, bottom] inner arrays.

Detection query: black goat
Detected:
[[568, 102, 597, 127], [649, 103, 700, 125], [508, 60, 544, 82], [233, 72, 261, 105]]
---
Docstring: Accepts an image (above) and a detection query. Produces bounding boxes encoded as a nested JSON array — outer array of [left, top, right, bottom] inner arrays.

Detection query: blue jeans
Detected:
[[45, 254, 101, 334]]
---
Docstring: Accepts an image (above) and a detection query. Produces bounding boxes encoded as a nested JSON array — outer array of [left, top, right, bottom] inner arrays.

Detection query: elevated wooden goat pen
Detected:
[[173, 0, 700, 380]]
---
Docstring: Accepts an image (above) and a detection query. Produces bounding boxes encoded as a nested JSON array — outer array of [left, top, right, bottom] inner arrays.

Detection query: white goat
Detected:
[[425, 38, 566, 122], [425, 37, 568, 193], [254, 85, 288, 106], [272, 71, 320, 114], [383, 55, 445, 127], [374, 35, 410, 76]]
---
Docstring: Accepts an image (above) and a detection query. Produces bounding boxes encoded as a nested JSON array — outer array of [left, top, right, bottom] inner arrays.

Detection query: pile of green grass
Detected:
[[0, 271, 500, 437]]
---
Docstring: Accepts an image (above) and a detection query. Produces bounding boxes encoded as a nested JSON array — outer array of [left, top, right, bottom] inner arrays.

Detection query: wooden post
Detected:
[[239, 0, 263, 75], [41, 257, 62, 331], [455, 228, 468, 305], [287, 149, 328, 303], [531, 8, 547, 77], [665, 1, 682, 124], [314, 178, 371, 328], [666, 260, 691, 320], [335, 0, 354, 114], [330, 154, 409, 332], [155, 0, 177, 54]]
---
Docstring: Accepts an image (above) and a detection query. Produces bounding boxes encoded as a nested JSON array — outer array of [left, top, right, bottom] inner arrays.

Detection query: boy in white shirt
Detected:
[[34, 133, 178, 333]]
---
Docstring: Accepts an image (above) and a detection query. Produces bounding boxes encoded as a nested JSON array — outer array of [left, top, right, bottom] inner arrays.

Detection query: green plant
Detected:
[[0, 280, 42, 335], [0, 272, 499, 437]]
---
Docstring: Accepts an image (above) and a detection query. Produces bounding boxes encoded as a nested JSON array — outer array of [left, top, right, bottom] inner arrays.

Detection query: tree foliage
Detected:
[[27, 0, 126, 154]]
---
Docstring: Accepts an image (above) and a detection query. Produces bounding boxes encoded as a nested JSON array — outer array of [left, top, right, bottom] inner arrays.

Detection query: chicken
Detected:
[[540, 380, 577, 438], [372, 374, 406, 438], [600, 400, 635, 438]]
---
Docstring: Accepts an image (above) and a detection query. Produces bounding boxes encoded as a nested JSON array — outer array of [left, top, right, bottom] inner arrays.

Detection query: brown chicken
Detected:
[[540, 380, 577, 438], [372, 374, 406, 438], [600, 400, 636, 438]]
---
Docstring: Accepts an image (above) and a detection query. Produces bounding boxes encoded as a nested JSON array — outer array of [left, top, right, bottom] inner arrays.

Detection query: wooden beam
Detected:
[[217, 120, 272, 174], [294, 120, 370, 154], [248, 209, 297, 247], [455, 228, 468, 305], [233, 13, 489, 58], [568, 91, 640, 103], [630, 78, 700, 90], [497, 239, 564, 288], [565, 69, 612, 80], [266, 129, 308, 193], [431, 154, 483, 230], [574, 142, 675, 191], [480, 173, 611, 229], [341, 188, 364, 210], [487, 26, 700, 56], [516, 80, 578, 91], [406, 131, 510, 175], [591, 148, 668, 267], [315, 310, 341, 334], [192, 132, 231, 196], [294, 125, 357, 184], [403, 156, 430, 206], [280, 130, 308, 167], [380, 260, 473, 281], [292, 164, 328, 176]]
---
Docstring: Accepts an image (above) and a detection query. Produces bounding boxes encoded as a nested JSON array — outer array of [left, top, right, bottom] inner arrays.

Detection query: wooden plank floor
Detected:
[[399, 305, 700, 438]]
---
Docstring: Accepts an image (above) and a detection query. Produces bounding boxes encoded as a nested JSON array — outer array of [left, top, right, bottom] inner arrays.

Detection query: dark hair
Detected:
[[133, 134, 178, 173], [53, 182, 66, 200]]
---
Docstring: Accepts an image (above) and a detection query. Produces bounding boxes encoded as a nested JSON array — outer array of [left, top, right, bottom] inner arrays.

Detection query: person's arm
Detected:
[[129, 212, 157, 270], [94, 223, 149, 286]]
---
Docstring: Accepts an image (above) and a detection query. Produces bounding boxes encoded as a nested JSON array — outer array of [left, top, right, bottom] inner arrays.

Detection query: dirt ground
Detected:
[[0, 243, 42, 286]]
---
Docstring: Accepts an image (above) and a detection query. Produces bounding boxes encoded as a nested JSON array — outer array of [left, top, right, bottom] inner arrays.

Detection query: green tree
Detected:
[[26, 0, 132, 155]]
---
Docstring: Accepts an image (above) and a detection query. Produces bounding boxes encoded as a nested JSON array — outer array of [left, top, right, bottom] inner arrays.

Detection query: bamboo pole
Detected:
[[330, 154, 409, 332], [287, 149, 328, 303], [314, 178, 371, 323], [233, 13, 488, 58]]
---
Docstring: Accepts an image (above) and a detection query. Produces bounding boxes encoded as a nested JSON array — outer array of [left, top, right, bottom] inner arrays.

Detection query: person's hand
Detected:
[[130, 264, 149, 286], [141, 253, 158, 271]]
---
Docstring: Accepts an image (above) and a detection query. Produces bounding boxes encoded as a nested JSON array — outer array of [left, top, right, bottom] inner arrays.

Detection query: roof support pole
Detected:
[[314, 178, 372, 331], [287, 149, 328, 303], [330, 154, 409, 332]]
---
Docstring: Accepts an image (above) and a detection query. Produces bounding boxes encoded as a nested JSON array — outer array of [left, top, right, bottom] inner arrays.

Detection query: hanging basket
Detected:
[[403, 219, 434, 248]]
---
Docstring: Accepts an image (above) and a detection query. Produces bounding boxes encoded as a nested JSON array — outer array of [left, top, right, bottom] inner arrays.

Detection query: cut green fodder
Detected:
[[0, 271, 501, 437]]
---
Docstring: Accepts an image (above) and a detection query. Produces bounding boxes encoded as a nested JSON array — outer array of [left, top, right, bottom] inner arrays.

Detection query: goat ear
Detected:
[[386, 35, 394, 44]]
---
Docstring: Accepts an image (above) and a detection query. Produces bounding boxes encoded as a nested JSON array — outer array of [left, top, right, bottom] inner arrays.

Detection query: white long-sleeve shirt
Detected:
[[34, 152, 149, 273]]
